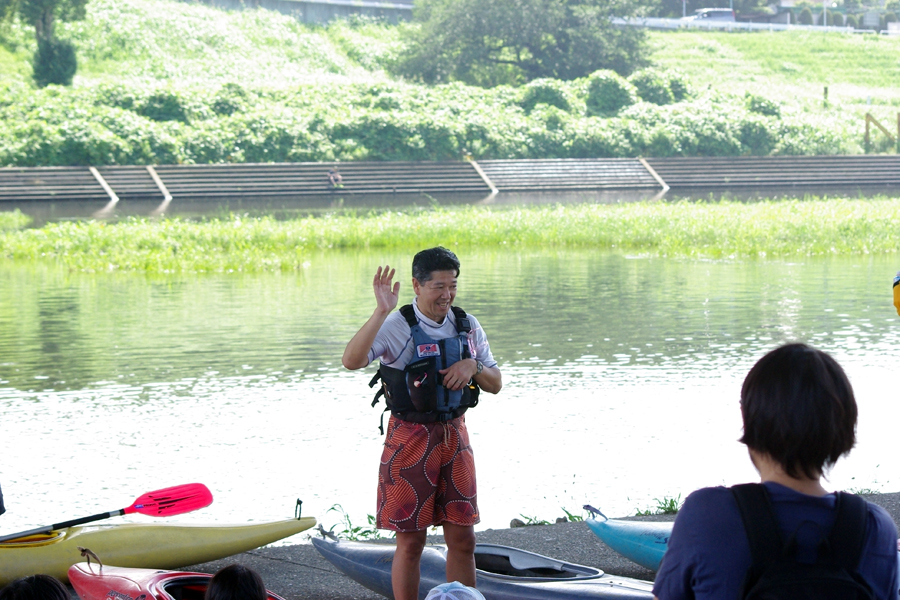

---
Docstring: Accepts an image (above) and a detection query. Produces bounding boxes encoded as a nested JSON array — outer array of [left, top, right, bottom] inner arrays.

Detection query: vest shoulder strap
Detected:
[[451, 306, 470, 333], [399, 304, 417, 328]]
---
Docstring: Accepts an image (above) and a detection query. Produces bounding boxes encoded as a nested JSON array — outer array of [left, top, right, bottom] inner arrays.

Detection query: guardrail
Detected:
[[611, 16, 876, 34]]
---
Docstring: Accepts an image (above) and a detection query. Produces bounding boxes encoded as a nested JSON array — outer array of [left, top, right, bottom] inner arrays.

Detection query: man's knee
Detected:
[[395, 530, 428, 560], [444, 525, 476, 554]]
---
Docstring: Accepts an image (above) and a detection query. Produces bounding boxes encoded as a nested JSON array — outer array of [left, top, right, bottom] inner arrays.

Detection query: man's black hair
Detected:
[[412, 247, 460, 283], [739, 343, 856, 480]]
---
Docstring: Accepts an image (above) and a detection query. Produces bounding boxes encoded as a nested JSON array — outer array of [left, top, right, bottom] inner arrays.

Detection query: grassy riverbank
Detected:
[[2, 197, 898, 272], [2, 0, 900, 164]]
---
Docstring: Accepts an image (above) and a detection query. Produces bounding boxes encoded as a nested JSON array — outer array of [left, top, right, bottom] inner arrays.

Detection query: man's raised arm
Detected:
[[342, 265, 400, 370]]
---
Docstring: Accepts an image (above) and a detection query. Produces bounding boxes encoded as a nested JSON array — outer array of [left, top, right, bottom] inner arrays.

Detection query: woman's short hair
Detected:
[[204, 564, 267, 600], [739, 343, 856, 479], [0, 574, 69, 600]]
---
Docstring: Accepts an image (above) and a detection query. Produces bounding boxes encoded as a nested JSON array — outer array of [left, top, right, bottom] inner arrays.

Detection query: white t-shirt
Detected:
[[367, 298, 497, 370]]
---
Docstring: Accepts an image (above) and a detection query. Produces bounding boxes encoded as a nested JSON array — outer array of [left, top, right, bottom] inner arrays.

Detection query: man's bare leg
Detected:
[[393, 529, 428, 600], [442, 523, 477, 586]]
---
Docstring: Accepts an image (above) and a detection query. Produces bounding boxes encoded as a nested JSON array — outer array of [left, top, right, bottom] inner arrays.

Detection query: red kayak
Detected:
[[68, 562, 287, 600]]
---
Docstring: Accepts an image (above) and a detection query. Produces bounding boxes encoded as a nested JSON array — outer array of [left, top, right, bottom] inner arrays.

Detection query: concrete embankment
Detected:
[[6, 156, 900, 205], [183, 491, 900, 600]]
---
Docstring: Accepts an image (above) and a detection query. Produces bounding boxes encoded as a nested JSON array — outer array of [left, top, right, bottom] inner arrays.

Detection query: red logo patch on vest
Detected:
[[416, 343, 441, 357]]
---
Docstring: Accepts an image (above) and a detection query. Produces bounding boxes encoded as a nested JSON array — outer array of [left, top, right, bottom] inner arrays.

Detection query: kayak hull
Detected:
[[586, 518, 671, 572], [311, 537, 654, 599], [68, 563, 287, 600], [0, 517, 315, 586]]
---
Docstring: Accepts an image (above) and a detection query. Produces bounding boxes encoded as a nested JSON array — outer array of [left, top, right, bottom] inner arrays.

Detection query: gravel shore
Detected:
[[182, 491, 900, 600]]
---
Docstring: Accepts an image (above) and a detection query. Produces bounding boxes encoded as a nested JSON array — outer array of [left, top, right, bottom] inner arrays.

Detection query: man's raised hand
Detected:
[[373, 265, 400, 313]]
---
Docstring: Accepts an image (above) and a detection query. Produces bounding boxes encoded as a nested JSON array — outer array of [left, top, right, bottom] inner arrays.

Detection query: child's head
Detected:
[[739, 343, 856, 479], [204, 564, 267, 600], [424, 581, 486, 600], [0, 574, 69, 600]]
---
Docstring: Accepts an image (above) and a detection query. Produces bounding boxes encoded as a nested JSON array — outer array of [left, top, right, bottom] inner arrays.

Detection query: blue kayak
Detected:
[[588, 516, 900, 573], [312, 536, 654, 599], [586, 517, 672, 572]]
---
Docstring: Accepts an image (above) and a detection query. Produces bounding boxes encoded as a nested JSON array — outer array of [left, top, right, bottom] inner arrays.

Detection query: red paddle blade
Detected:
[[124, 483, 213, 517]]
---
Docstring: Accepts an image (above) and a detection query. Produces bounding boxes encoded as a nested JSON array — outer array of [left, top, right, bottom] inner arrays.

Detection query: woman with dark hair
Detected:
[[653, 343, 900, 600], [0, 574, 68, 600], [204, 564, 267, 600]]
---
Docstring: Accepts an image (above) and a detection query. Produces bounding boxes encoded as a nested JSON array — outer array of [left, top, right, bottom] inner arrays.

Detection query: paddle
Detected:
[[0, 482, 213, 543]]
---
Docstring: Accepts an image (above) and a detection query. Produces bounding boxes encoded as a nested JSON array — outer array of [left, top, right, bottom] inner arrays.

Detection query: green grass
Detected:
[[635, 494, 682, 516], [648, 30, 900, 111], [2, 197, 899, 273], [2, 0, 402, 88], [0, 209, 31, 232], [324, 504, 394, 540]]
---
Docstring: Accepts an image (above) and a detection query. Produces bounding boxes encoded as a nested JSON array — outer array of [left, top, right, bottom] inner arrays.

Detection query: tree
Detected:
[[394, 0, 651, 87], [0, 0, 88, 86]]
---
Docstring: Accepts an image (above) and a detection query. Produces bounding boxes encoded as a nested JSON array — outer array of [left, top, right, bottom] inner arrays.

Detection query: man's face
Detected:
[[412, 270, 457, 323]]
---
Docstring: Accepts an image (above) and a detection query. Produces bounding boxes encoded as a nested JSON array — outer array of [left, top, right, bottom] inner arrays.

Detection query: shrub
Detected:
[[33, 39, 78, 88], [745, 93, 781, 117], [138, 90, 189, 123], [832, 12, 844, 26], [628, 69, 675, 105], [845, 13, 858, 27], [798, 7, 814, 24], [882, 11, 898, 29], [667, 70, 691, 102], [519, 79, 571, 113], [212, 83, 250, 116], [585, 70, 637, 117], [740, 115, 777, 155], [95, 84, 139, 110]]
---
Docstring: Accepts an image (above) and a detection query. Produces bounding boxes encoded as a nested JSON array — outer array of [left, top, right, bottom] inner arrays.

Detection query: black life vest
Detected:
[[369, 305, 480, 433]]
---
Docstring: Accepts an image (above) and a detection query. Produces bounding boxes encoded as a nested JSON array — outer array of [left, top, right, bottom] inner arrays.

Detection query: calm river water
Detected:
[[1, 249, 898, 542]]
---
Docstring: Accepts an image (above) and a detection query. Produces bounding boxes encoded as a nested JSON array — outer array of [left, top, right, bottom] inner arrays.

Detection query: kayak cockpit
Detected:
[[159, 576, 209, 600], [472, 543, 603, 582], [159, 575, 285, 600]]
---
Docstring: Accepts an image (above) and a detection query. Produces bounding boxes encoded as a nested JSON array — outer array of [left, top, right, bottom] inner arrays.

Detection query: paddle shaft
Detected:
[[0, 509, 126, 543]]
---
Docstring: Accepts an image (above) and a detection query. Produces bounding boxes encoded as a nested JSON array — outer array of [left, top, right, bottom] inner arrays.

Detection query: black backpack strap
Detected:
[[732, 483, 784, 567], [828, 492, 868, 570], [399, 304, 417, 328]]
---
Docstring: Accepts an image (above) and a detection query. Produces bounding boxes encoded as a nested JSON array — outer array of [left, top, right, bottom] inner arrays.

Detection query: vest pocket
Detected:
[[406, 357, 437, 413]]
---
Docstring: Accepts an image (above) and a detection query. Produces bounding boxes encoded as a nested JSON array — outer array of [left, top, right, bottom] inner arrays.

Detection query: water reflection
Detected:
[[0, 250, 898, 537]]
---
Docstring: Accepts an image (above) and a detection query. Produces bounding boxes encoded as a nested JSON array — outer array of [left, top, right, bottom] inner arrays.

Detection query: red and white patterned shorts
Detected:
[[376, 414, 479, 532]]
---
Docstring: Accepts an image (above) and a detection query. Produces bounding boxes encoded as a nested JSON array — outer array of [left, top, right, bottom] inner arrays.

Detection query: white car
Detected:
[[682, 8, 736, 21]]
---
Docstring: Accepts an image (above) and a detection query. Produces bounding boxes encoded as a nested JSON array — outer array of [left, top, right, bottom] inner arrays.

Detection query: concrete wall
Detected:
[[195, 0, 413, 25]]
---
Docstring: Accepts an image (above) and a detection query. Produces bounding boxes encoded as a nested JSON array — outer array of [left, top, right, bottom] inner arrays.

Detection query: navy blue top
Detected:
[[653, 482, 900, 600]]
